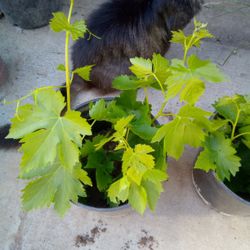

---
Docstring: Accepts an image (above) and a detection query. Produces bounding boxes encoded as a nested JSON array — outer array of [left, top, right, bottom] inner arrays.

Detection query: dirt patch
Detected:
[[121, 240, 132, 250], [137, 230, 159, 250], [75, 220, 107, 248]]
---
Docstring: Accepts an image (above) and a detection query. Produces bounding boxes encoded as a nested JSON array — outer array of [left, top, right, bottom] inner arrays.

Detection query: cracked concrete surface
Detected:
[[0, 0, 250, 249]]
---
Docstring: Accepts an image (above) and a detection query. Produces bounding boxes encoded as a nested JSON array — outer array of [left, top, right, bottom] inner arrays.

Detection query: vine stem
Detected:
[[231, 107, 240, 140], [153, 99, 168, 123], [233, 132, 250, 141], [2, 85, 65, 105], [65, 0, 74, 111], [152, 73, 165, 96]]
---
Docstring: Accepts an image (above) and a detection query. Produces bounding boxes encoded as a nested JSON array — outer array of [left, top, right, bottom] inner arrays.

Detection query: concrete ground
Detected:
[[0, 0, 250, 249]]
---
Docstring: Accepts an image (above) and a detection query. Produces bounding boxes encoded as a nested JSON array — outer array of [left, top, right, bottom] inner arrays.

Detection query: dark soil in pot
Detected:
[[0, 0, 62, 29]]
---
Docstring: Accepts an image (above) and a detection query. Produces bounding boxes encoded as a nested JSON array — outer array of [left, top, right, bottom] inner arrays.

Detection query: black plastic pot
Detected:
[[73, 98, 131, 213], [0, 0, 62, 29], [192, 155, 250, 216]]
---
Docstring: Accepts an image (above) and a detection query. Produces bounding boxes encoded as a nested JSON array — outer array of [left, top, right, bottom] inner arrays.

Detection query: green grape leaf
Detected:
[[116, 90, 137, 109], [152, 105, 211, 159], [8, 90, 65, 139], [8, 89, 91, 176], [122, 145, 155, 185], [108, 176, 130, 203], [152, 53, 170, 83], [142, 180, 163, 211], [22, 163, 88, 216], [143, 169, 168, 183], [209, 119, 229, 132], [170, 30, 186, 46], [96, 161, 114, 192], [89, 99, 126, 122], [187, 54, 225, 83], [128, 183, 147, 215], [69, 20, 87, 40], [213, 95, 247, 125], [57, 64, 66, 71], [151, 142, 168, 171], [179, 78, 205, 105], [239, 125, 250, 149], [112, 75, 154, 90], [113, 115, 134, 137], [129, 57, 153, 78], [73, 65, 94, 81], [49, 12, 87, 40], [195, 132, 241, 181], [50, 12, 69, 32], [152, 106, 207, 156], [165, 54, 225, 102], [84, 150, 114, 192], [171, 20, 213, 49], [81, 135, 106, 157]]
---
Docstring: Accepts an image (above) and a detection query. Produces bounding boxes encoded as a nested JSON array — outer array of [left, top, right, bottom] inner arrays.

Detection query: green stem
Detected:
[[152, 73, 165, 96], [153, 100, 168, 123], [144, 87, 149, 105], [231, 108, 241, 140], [65, 0, 74, 111], [233, 132, 250, 141], [2, 85, 66, 105]]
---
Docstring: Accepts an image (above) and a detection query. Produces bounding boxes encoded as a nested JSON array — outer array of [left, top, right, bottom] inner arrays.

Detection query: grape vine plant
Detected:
[[6, 0, 243, 216]]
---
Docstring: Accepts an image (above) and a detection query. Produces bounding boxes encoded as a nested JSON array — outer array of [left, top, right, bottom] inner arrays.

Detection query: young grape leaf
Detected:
[[129, 57, 153, 78], [195, 132, 241, 181], [239, 125, 250, 149], [213, 95, 247, 124], [50, 12, 69, 32], [112, 75, 146, 90], [108, 176, 130, 203], [179, 78, 205, 105], [57, 64, 66, 71], [73, 65, 94, 81], [152, 105, 211, 159], [128, 183, 147, 215], [122, 144, 155, 185], [152, 53, 170, 84], [89, 99, 126, 122], [165, 55, 225, 102], [171, 20, 213, 49], [142, 179, 163, 211], [69, 20, 87, 40], [170, 30, 186, 46], [187, 54, 225, 83], [50, 12, 87, 40]]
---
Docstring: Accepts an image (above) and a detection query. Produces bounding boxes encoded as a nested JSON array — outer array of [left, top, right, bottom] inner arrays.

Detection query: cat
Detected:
[[0, 0, 203, 148], [69, 0, 203, 94]]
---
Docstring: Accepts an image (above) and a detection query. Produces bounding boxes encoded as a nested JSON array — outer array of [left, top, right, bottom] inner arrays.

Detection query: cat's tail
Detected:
[[0, 124, 19, 148]]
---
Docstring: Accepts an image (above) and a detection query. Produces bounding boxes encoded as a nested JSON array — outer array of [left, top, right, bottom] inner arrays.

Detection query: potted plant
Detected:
[[0, 0, 62, 29], [193, 94, 250, 216], [4, 0, 225, 216]]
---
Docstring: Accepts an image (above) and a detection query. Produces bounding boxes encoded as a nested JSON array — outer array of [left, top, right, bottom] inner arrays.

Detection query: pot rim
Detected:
[[73, 201, 130, 212], [210, 170, 250, 206]]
